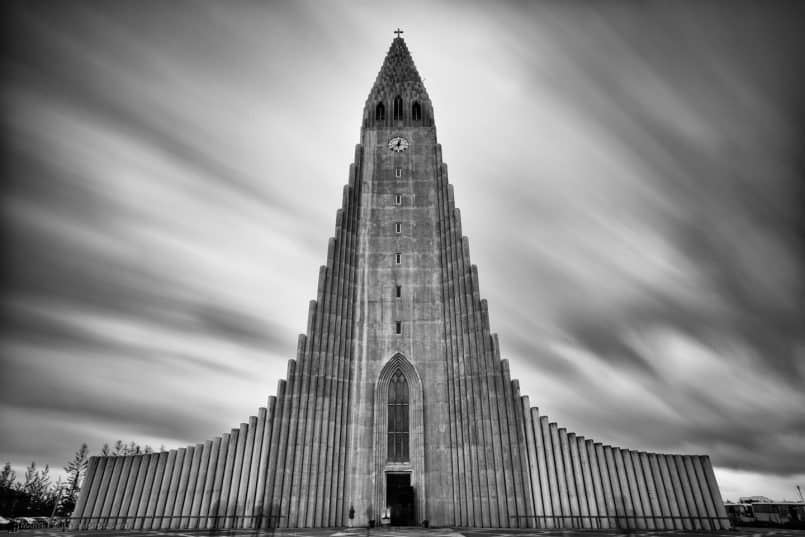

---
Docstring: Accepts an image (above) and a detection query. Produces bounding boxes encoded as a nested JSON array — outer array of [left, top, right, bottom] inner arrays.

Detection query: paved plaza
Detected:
[[9, 526, 805, 537]]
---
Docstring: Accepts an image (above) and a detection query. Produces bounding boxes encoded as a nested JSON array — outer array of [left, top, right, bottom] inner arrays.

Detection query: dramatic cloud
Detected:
[[1, 1, 803, 500]]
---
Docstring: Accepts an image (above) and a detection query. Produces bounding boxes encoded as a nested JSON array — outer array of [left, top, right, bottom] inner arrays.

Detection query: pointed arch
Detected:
[[411, 101, 421, 121], [387, 369, 409, 461], [393, 95, 403, 120], [373, 353, 425, 525], [375, 102, 385, 121]]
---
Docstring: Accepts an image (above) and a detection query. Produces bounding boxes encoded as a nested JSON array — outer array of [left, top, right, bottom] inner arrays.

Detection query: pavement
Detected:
[[7, 526, 805, 537]]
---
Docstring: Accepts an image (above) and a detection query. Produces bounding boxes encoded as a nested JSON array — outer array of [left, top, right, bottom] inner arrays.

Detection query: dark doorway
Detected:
[[386, 473, 414, 526]]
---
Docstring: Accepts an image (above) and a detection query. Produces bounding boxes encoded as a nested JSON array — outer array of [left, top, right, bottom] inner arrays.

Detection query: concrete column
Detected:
[[132, 454, 155, 529], [307, 241, 341, 528], [682, 456, 706, 529], [310, 239, 341, 529], [610, 448, 630, 529], [521, 399, 542, 527], [71, 456, 100, 529], [234, 418, 258, 527], [700, 456, 729, 529], [334, 196, 359, 527], [449, 206, 471, 527], [648, 454, 672, 529], [665, 455, 691, 529], [567, 433, 588, 528], [152, 450, 177, 529], [176, 444, 202, 528], [630, 451, 652, 528], [87, 456, 111, 529], [450, 210, 478, 528], [244, 409, 266, 528], [115, 456, 141, 529], [143, 452, 169, 529], [123, 456, 146, 528], [533, 409, 552, 528], [253, 398, 276, 528], [639, 452, 663, 529], [456, 232, 484, 527], [475, 301, 503, 526], [87, 457, 112, 529], [542, 418, 560, 527], [161, 448, 185, 529], [289, 289, 324, 528], [98, 456, 125, 528], [621, 450, 645, 529], [437, 167, 465, 527], [468, 264, 499, 527], [297, 265, 332, 528], [550, 424, 570, 527], [224, 425, 247, 528], [587, 441, 609, 529], [198, 438, 221, 529], [170, 446, 195, 528], [271, 357, 299, 528], [208, 433, 232, 530], [334, 172, 359, 527], [108, 456, 133, 529], [691, 456, 718, 530], [508, 379, 533, 528], [227, 416, 257, 528], [595, 444, 616, 528], [189, 441, 212, 529], [559, 428, 578, 527], [577, 437, 598, 528], [263, 378, 289, 528], [675, 455, 701, 529]]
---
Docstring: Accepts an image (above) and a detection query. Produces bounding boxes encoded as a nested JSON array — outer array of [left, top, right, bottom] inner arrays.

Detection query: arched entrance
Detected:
[[374, 354, 425, 526]]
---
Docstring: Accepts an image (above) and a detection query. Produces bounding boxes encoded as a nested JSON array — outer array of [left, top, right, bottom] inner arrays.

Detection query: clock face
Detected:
[[388, 136, 409, 152]]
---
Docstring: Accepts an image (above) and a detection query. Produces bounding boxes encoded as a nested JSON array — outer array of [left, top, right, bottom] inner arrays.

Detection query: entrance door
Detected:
[[386, 473, 415, 526]]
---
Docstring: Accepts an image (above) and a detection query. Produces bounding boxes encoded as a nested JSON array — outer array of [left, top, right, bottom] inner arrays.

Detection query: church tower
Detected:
[[72, 34, 730, 530]]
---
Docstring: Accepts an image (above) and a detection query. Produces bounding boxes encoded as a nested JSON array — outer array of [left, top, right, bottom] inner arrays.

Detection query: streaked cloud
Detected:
[[1, 0, 802, 500]]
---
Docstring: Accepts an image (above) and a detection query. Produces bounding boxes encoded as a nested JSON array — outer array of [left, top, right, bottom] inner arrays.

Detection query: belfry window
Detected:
[[393, 95, 403, 120], [395, 253, 401, 264], [375, 102, 385, 121], [412, 101, 421, 121], [388, 369, 410, 462], [396, 285, 402, 298], [395, 194, 402, 205], [395, 321, 402, 334]]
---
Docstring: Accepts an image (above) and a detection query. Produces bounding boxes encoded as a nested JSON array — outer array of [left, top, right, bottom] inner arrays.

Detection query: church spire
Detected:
[[364, 32, 433, 128]]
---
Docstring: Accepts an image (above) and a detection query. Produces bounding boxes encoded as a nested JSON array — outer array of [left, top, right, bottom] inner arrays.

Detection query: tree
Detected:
[[0, 462, 15, 490], [61, 443, 88, 515]]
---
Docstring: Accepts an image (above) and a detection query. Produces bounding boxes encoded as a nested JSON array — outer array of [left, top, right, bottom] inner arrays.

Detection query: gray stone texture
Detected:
[[73, 36, 728, 530]]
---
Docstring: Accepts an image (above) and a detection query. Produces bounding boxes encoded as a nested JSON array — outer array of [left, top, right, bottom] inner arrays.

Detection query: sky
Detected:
[[1, 1, 804, 502]]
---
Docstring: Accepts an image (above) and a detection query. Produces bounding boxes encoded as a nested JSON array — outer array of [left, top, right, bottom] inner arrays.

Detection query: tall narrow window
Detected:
[[395, 321, 402, 334], [393, 95, 403, 120], [412, 101, 421, 121], [396, 285, 402, 298], [375, 102, 385, 121], [395, 222, 402, 233], [395, 168, 402, 178], [388, 369, 409, 461], [395, 194, 402, 205], [395, 253, 401, 264]]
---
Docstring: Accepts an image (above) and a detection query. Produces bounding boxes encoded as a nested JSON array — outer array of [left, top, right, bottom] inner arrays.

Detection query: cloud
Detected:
[[1, 0, 803, 501]]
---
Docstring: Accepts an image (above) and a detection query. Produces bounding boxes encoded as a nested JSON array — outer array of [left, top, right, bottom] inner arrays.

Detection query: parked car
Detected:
[[0, 517, 13, 531]]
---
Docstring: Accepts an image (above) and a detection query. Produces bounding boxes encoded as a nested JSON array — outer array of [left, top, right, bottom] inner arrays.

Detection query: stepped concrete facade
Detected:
[[72, 36, 729, 530]]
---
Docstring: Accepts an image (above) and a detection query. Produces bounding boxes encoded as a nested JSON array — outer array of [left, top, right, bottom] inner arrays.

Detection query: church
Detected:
[[71, 34, 729, 530]]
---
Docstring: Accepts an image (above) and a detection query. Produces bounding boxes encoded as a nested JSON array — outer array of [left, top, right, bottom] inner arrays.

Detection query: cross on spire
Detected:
[[394, 28, 404, 38]]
